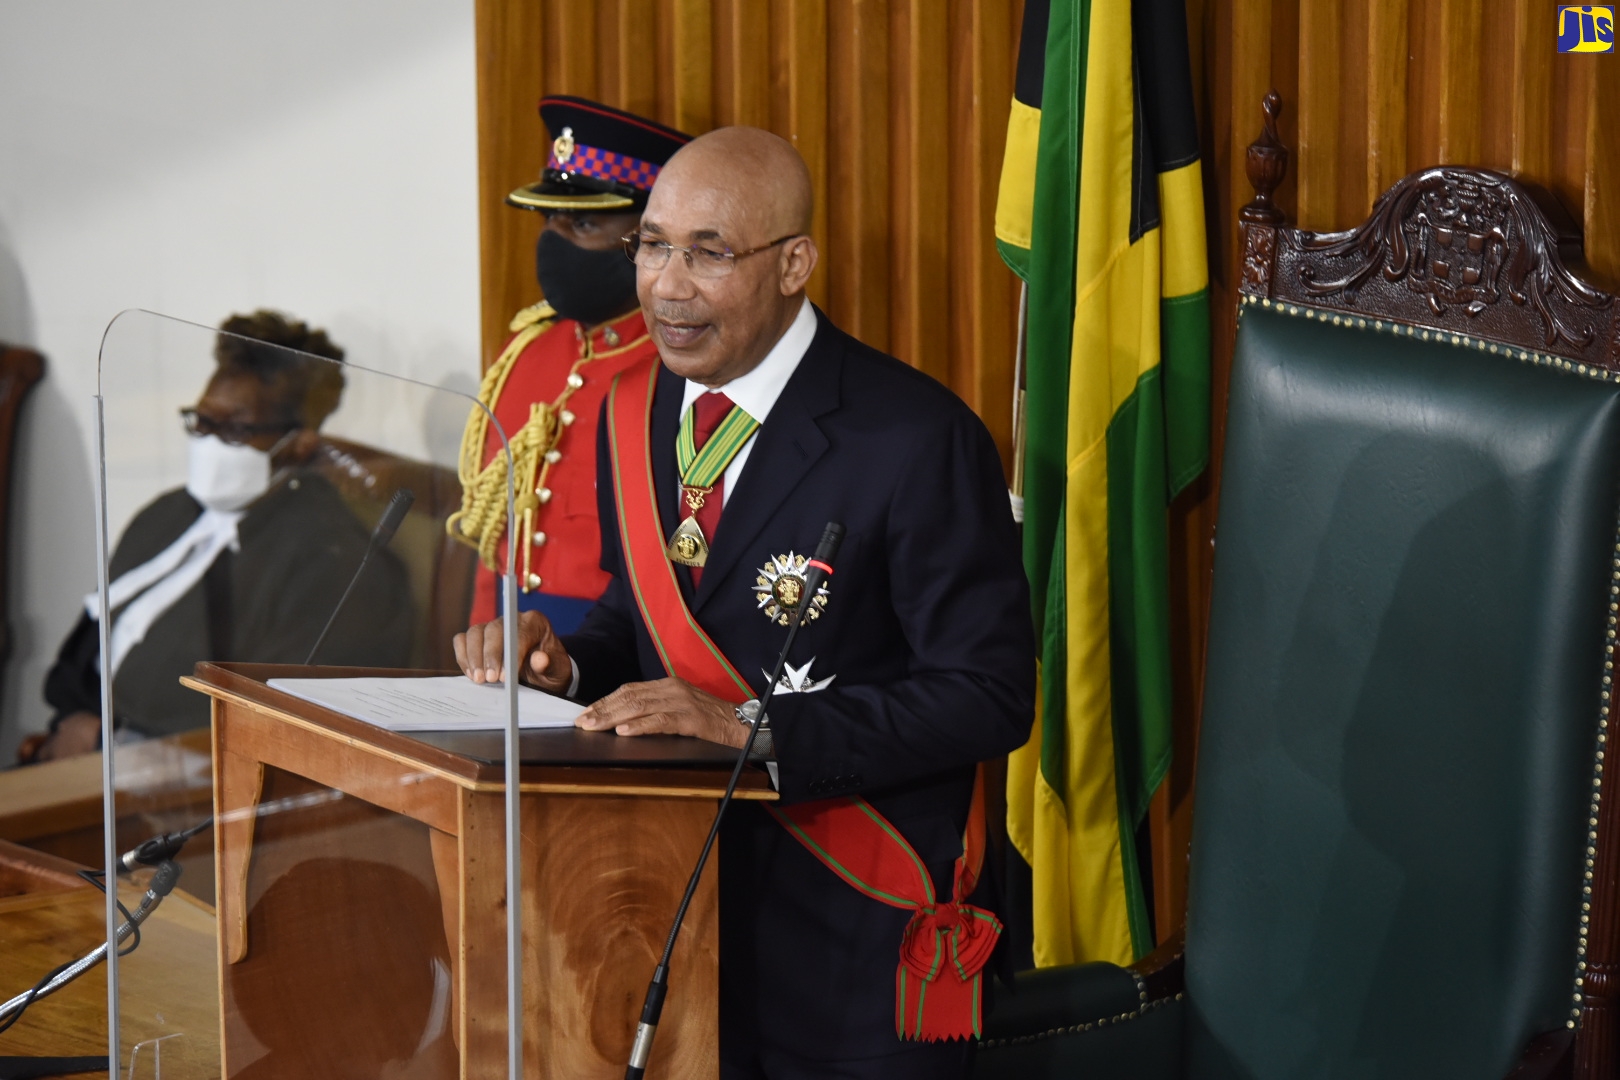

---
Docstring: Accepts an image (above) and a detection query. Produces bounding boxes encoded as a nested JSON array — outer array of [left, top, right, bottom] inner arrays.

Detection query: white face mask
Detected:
[[185, 433, 276, 511]]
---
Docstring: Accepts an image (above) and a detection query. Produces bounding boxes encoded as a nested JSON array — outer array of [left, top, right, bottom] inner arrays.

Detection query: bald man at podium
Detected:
[[457, 128, 1034, 1080]]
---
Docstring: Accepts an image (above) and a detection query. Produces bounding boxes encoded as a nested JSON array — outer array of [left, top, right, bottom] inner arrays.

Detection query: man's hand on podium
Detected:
[[453, 611, 574, 695], [576, 678, 748, 749]]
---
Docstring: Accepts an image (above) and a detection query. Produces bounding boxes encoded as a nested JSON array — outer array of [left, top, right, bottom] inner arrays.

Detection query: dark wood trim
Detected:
[[0, 346, 42, 714], [0, 837, 89, 897], [1238, 98, 1619, 374], [1127, 924, 1184, 1002], [1237, 94, 1620, 1080]]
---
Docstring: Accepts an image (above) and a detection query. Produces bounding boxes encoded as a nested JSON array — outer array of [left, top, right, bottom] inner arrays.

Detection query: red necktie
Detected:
[[687, 391, 735, 588]]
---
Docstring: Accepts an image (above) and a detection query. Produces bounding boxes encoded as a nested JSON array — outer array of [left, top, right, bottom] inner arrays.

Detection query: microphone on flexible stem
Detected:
[[625, 521, 845, 1080], [119, 817, 212, 873], [304, 488, 414, 666]]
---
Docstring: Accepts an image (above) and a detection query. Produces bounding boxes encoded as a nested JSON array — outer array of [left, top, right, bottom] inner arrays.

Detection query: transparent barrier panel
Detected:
[[86, 310, 519, 1078]]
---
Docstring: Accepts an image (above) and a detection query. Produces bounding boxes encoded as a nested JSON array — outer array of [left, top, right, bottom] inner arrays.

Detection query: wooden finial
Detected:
[[1240, 91, 1288, 225]]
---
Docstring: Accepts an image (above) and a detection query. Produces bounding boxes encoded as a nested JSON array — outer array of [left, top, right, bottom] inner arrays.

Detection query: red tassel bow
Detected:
[[895, 901, 1003, 1041]]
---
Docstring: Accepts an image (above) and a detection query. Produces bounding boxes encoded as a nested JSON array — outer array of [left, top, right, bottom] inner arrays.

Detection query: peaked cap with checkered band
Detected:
[[508, 96, 693, 212]]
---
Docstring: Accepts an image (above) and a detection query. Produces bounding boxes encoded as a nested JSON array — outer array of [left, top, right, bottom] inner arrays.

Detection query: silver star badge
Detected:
[[766, 658, 836, 695]]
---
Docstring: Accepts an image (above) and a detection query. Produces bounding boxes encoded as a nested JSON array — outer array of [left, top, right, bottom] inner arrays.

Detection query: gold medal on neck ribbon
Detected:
[[667, 513, 710, 566], [666, 402, 759, 568]]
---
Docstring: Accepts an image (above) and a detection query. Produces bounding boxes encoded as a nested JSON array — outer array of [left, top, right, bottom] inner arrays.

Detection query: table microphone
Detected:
[[304, 487, 414, 665], [119, 817, 212, 872], [625, 521, 845, 1080]]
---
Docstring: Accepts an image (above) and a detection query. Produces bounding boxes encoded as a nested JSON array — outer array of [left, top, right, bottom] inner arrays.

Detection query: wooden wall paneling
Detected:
[[945, 0, 1018, 457], [1223, 0, 1275, 334], [1365, 0, 1409, 202], [711, 0, 771, 128], [1585, 47, 1620, 290], [1405, 0, 1436, 166], [1435, 0, 1482, 165], [826, 0, 892, 350], [769, 0, 830, 309], [1475, 0, 1517, 169], [1267, 0, 1302, 213], [598, 0, 658, 119], [476, 0, 550, 370], [1334, 0, 1370, 224], [546, 0, 601, 98], [1295, 0, 1342, 230], [1510, 0, 1552, 179], [657, 0, 713, 134], [1550, 54, 1594, 225], [887, 0, 951, 386]]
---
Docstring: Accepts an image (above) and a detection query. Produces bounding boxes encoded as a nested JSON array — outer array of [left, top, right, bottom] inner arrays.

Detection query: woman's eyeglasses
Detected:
[[180, 407, 297, 446]]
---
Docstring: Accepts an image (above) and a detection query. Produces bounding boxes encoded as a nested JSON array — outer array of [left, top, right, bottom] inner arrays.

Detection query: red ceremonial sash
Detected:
[[605, 358, 1001, 1042]]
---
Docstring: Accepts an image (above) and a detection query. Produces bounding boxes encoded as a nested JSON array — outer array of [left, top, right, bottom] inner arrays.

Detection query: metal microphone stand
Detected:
[[0, 861, 183, 1027], [625, 523, 843, 1079]]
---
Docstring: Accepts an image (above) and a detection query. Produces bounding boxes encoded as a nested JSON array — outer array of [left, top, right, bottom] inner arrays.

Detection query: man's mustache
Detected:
[[650, 305, 708, 325]]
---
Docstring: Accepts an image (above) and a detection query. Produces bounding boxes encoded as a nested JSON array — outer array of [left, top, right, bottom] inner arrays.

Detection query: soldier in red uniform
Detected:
[[449, 97, 691, 632]]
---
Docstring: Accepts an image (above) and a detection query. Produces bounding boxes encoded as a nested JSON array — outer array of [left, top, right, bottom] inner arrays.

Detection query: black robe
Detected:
[[45, 471, 413, 737]]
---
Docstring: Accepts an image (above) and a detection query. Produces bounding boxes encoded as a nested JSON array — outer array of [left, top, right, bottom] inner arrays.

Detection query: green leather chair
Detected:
[[975, 141, 1620, 1078]]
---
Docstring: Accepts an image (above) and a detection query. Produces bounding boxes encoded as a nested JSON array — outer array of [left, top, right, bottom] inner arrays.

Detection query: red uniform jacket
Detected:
[[469, 305, 659, 625]]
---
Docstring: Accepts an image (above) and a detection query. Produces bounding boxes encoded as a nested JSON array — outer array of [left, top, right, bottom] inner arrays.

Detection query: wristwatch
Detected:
[[735, 698, 774, 758]]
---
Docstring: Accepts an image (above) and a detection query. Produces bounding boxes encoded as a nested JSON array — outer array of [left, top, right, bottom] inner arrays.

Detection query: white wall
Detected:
[[0, 1, 482, 757]]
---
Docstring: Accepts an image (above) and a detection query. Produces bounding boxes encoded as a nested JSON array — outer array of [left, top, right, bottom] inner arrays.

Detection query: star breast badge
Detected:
[[766, 659, 836, 695], [753, 552, 830, 627]]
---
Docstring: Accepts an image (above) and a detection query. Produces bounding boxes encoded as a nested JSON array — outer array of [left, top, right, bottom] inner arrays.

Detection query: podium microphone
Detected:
[[304, 487, 414, 665], [625, 521, 845, 1080], [119, 817, 212, 873]]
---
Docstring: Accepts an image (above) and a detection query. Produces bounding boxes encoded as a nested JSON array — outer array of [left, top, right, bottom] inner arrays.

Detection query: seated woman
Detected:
[[25, 310, 413, 761]]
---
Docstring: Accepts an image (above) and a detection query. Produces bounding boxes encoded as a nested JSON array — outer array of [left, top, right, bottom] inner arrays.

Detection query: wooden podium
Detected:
[[184, 663, 775, 1080]]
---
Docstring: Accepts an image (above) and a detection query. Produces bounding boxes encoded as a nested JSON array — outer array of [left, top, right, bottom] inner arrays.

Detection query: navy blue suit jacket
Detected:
[[564, 308, 1035, 1061]]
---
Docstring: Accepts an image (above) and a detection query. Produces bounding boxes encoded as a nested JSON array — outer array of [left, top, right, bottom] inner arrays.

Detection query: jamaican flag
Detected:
[[995, 0, 1210, 967]]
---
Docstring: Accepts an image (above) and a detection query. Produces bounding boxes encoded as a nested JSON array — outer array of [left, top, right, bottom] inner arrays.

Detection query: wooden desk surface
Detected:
[[0, 878, 219, 1078], [0, 730, 217, 906], [0, 729, 213, 843]]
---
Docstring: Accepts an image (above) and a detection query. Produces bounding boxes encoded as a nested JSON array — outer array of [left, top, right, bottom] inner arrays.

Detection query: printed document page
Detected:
[[267, 675, 584, 731]]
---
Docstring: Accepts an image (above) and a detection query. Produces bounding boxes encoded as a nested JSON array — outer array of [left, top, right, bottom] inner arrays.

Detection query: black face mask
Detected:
[[535, 229, 640, 327]]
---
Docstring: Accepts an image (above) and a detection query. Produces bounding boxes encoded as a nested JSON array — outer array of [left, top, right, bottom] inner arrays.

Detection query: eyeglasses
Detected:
[[621, 232, 801, 279], [180, 407, 298, 446]]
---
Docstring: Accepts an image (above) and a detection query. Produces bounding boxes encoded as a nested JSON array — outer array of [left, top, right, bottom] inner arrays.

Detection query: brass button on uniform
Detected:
[[527, 573, 542, 589], [545, 449, 562, 464], [566, 372, 585, 390], [559, 408, 576, 426], [533, 532, 547, 547], [537, 487, 553, 503]]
